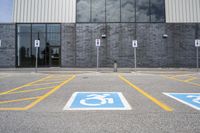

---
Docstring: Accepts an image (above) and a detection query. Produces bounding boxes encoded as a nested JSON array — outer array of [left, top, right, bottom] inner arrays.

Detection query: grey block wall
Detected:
[[61, 24, 76, 67], [0, 24, 15, 67], [61, 23, 200, 68], [0, 23, 199, 68]]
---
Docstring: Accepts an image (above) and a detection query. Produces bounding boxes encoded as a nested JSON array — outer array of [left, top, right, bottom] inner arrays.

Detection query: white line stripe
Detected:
[[163, 93, 200, 111]]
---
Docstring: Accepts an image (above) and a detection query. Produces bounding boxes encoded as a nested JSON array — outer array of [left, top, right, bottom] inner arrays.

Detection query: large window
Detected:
[[150, 0, 165, 22], [136, 0, 150, 22], [106, 0, 120, 22], [17, 24, 31, 67], [121, 0, 135, 22], [76, 0, 165, 23], [17, 24, 61, 67], [92, 0, 105, 22]]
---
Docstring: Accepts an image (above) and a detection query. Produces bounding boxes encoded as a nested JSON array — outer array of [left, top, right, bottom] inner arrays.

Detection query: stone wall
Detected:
[[61, 23, 199, 68], [0, 24, 15, 67]]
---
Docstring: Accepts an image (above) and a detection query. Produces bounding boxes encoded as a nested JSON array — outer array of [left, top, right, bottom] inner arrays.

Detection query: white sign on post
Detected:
[[96, 39, 101, 47], [132, 40, 138, 48], [195, 39, 200, 47], [0, 40, 1, 47], [35, 40, 40, 47]]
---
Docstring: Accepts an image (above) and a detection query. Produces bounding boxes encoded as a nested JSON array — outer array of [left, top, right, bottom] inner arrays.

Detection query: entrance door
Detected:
[[50, 47, 60, 67]]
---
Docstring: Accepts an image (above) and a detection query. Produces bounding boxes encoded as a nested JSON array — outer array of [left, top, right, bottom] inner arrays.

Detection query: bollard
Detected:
[[114, 60, 117, 72]]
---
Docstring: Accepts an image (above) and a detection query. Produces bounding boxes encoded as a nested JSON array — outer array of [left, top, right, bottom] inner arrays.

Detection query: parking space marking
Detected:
[[0, 97, 40, 104], [0, 75, 52, 95], [184, 77, 197, 82], [119, 75, 173, 112], [24, 75, 76, 110], [26, 81, 63, 86], [163, 93, 200, 110], [63, 92, 131, 110], [0, 86, 55, 95], [0, 75, 76, 111], [164, 75, 200, 87]]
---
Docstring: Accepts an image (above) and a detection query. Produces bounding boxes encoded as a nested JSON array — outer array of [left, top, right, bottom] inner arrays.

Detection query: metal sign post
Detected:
[[35, 40, 40, 72], [132, 40, 138, 71], [96, 39, 101, 71], [0, 40, 2, 47], [195, 39, 200, 72]]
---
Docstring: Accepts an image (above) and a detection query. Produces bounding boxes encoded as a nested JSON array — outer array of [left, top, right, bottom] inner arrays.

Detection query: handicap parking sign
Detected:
[[63, 92, 131, 110], [163, 93, 200, 110]]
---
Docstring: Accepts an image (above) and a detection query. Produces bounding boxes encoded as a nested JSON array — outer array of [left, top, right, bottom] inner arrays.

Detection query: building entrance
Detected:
[[16, 24, 61, 67], [50, 47, 60, 67]]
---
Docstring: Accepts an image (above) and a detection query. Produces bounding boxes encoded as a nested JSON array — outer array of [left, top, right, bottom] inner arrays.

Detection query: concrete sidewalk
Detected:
[[0, 67, 198, 73]]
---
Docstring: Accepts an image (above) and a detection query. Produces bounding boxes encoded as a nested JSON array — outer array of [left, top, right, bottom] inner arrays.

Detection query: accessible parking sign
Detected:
[[163, 93, 200, 110], [63, 92, 131, 110]]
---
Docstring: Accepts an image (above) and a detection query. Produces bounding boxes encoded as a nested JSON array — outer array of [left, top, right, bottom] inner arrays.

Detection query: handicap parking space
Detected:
[[120, 72, 200, 112]]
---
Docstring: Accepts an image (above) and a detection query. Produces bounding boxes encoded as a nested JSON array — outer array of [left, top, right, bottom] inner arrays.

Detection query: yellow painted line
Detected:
[[23, 75, 76, 110], [169, 74, 195, 78], [0, 86, 55, 96], [118, 75, 173, 112], [0, 75, 52, 95], [0, 107, 26, 111], [27, 81, 63, 86], [166, 76, 200, 87], [184, 77, 197, 82], [0, 97, 40, 104], [41, 77, 67, 82]]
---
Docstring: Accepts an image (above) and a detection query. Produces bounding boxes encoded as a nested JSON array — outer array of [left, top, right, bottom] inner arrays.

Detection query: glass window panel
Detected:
[[17, 24, 31, 33], [121, 0, 135, 22], [106, 0, 120, 22], [17, 33, 31, 67], [47, 24, 60, 32], [150, 0, 165, 22], [77, 0, 91, 22], [136, 0, 150, 22], [92, 0, 105, 22], [32, 33, 47, 66], [32, 24, 46, 33], [47, 33, 60, 46]]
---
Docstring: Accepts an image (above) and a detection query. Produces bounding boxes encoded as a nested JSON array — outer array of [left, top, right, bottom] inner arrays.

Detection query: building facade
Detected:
[[0, 0, 200, 68]]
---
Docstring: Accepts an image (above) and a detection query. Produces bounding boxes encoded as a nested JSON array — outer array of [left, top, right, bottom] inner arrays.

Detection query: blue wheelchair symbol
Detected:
[[164, 93, 200, 110], [63, 92, 131, 110]]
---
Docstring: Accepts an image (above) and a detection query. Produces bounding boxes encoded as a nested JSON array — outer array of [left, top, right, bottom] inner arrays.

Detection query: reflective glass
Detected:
[[17, 24, 31, 33], [47, 24, 60, 32], [77, 0, 91, 22], [17, 33, 31, 67], [121, 0, 135, 22], [136, 0, 150, 22], [150, 0, 165, 22], [106, 0, 120, 22], [92, 0, 105, 22]]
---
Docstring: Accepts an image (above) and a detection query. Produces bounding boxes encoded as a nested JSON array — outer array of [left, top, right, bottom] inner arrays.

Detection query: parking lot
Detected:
[[0, 70, 200, 133]]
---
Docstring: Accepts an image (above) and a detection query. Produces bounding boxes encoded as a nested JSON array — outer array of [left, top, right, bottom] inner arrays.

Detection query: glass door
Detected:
[[49, 47, 60, 67]]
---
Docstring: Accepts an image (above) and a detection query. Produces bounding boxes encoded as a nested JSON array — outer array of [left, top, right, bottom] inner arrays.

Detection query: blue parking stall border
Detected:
[[63, 92, 132, 110], [163, 93, 200, 111]]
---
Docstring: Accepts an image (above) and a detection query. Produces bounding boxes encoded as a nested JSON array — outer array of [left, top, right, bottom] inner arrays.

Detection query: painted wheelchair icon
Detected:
[[80, 94, 114, 106], [63, 92, 131, 110], [187, 95, 200, 104]]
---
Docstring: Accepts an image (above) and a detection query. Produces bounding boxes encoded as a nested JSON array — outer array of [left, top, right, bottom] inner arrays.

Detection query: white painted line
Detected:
[[163, 92, 200, 110]]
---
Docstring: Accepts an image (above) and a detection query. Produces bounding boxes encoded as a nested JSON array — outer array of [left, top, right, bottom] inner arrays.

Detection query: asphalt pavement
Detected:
[[0, 70, 199, 133]]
